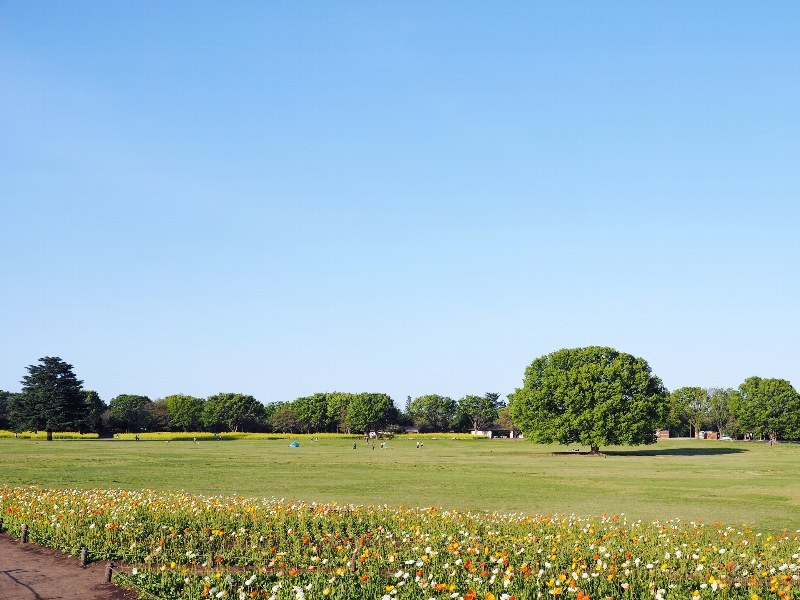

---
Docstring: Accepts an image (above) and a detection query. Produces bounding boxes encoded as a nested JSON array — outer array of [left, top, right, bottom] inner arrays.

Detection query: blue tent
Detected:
[[289, 441, 299, 448]]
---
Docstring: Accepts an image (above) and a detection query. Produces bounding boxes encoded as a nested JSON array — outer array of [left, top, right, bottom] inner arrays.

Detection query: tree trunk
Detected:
[[46, 430, 53, 441], [590, 445, 600, 455]]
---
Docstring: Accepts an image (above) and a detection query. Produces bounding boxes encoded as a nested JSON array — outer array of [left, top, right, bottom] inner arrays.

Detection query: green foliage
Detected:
[[731, 376, 800, 440], [409, 394, 457, 432], [345, 393, 396, 433], [11, 357, 85, 440], [457, 392, 504, 431], [668, 386, 709, 437], [495, 406, 516, 431], [326, 392, 354, 433], [269, 404, 301, 433], [291, 393, 330, 433], [509, 346, 667, 452], [109, 394, 153, 432], [149, 398, 171, 431], [0, 390, 12, 430], [163, 394, 204, 432], [202, 393, 266, 433], [262, 401, 285, 425], [707, 388, 738, 436], [80, 390, 107, 434]]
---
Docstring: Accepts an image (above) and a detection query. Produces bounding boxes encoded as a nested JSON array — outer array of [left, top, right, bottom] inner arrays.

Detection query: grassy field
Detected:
[[1, 435, 798, 531]]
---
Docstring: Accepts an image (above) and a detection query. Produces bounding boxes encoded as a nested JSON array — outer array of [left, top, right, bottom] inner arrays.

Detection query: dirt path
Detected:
[[0, 534, 138, 600]]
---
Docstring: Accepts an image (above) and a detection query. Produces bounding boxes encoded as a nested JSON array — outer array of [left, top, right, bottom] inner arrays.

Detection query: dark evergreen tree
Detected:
[[81, 390, 108, 435], [0, 390, 12, 430], [12, 357, 85, 441]]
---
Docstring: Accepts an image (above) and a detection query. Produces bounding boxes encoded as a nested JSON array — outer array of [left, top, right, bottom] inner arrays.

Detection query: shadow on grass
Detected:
[[552, 447, 747, 457]]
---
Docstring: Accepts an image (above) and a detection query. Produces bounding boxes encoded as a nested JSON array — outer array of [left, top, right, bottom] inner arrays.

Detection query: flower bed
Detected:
[[1, 486, 798, 599]]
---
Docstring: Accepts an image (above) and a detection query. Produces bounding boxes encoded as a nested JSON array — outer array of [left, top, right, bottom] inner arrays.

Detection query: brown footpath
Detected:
[[0, 534, 138, 600]]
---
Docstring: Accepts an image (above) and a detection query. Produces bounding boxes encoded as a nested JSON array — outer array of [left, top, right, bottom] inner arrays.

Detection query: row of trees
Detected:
[[508, 346, 800, 453], [0, 357, 507, 438], [3, 353, 798, 445], [667, 378, 800, 441]]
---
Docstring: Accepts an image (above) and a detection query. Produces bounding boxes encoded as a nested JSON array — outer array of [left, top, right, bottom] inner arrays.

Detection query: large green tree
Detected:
[[508, 346, 668, 454], [346, 393, 396, 433], [163, 394, 205, 431], [409, 394, 457, 432], [202, 393, 266, 432], [291, 393, 330, 433], [708, 388, 738, 436], [731, 377, 800, 441], [457, 393, 504, 431], [109, 394, 153, 433], [668, 387, 709, 438], [326, 392, 354, 433], [12, 357, 85, 440]]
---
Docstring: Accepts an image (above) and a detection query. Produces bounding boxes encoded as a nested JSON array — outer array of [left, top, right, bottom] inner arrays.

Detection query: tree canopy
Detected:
[[457, 393, 504, 431], [202, 393, 266, 432], [409, 394, 457, 432], [346, 393, 396, 433], [731, 377, 800, 441], [12, 357, 85, 440], [291, 393, 331, 433], [109, 394, 153, 433], [0, 390, 12, 430], [81, 390, 107, 435], [163, 394, 204, 432], [668, 387, 709, 438], [509, 346, 668, 454]]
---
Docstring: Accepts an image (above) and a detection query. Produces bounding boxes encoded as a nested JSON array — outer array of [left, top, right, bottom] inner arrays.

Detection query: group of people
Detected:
[[351, 440, 425, 450]]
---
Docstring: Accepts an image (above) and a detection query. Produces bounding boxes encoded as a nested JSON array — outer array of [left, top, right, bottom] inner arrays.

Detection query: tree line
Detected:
[[665, 379, 800, 441], [2, 353, 798, 444], [0, 357, 506, 438]]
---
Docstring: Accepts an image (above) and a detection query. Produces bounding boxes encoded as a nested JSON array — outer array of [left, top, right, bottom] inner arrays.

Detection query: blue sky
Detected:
[[2, 2, 798, 405]]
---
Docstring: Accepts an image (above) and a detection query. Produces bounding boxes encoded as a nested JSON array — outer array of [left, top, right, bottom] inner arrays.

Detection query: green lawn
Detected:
[[1, 436, 798, 531]]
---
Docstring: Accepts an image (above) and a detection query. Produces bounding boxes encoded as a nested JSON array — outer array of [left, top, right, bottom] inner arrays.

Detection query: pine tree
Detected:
[[12, 357, 85, 440]]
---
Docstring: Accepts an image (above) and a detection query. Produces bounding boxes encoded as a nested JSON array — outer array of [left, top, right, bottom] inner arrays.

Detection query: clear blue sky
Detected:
[[2, 2, 798, 405]]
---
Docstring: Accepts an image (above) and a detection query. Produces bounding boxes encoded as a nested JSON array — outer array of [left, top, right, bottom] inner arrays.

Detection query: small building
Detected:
[[656, 429, 670, 439], [471, 426, 518, 439]]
